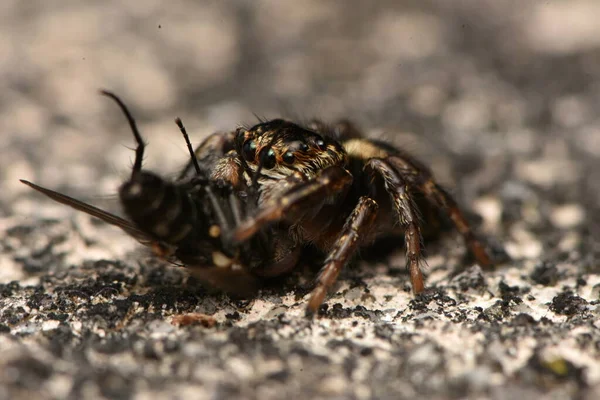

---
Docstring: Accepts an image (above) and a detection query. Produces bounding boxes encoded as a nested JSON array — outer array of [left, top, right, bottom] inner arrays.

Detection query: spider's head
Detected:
[[235, 119, 347, 179]]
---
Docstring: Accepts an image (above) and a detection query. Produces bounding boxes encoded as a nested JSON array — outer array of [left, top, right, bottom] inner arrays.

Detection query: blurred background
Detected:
[[3, 0, 599, 222], [2, 2, 600, 398]]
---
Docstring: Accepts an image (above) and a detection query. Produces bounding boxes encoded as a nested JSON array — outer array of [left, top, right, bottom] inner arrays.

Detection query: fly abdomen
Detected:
[[119, 171, 199, 245]]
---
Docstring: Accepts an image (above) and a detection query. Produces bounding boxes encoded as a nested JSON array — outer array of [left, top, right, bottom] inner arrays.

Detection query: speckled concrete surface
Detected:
[[1, 1, 600, 399]]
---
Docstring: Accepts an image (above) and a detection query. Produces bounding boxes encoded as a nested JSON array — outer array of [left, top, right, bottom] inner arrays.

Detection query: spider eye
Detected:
[[299, 143, 309, 152], [259, 148, 277, 169], [243, 140, 257, 161], [315, 137, 326, 150], [282, 151, 295, 164]]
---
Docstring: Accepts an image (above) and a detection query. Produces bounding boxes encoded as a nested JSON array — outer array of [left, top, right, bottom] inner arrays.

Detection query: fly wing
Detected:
[[20, 179, 155, 246]]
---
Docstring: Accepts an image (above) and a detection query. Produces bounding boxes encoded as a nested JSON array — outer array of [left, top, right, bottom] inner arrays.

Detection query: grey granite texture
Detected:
[[1, 1, 600, 399]]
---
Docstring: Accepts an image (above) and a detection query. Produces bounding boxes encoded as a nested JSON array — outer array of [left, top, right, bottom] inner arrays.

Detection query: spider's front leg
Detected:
[[307, 196, 378, 314], [232, 166, 353, 242], [366, 159, 427, 294]]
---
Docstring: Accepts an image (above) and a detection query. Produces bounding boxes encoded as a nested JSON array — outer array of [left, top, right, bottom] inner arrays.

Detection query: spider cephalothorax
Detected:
[[235, 119, 347, 180]]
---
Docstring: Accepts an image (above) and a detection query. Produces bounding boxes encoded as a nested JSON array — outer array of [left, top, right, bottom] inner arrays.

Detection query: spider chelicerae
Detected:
[[22, 91, 493, 315]]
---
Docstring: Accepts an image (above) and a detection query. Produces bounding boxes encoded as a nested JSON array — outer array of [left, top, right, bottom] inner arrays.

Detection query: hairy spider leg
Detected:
[[306, 196, 378, 314], [386, 157, 492, 268], [232, 166, 353, 242], [366, 159, 426, 294]]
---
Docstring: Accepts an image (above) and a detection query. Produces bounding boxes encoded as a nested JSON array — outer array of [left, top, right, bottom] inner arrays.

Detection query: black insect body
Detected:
[[22, 92, 493, 315], [22, 91, 271, 295]]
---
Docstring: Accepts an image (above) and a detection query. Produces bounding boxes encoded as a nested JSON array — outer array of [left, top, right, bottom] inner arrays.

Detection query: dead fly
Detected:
[[22, 91, 273, 295], [22, 92, 494, 315]]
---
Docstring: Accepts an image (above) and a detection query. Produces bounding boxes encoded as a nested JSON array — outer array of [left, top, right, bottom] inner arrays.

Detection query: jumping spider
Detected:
[[209, 118, 493, 312], [22, 91, 493, 316]]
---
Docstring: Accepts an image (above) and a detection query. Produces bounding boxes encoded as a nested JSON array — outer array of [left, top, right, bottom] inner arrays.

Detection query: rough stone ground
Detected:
[[1, 1, 600, 399]]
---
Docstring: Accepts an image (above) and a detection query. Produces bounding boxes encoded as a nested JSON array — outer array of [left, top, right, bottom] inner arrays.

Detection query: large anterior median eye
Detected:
[[243, 140, 257, 161], [258, 148, 277, 169], [282, 151, 295, 164]]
